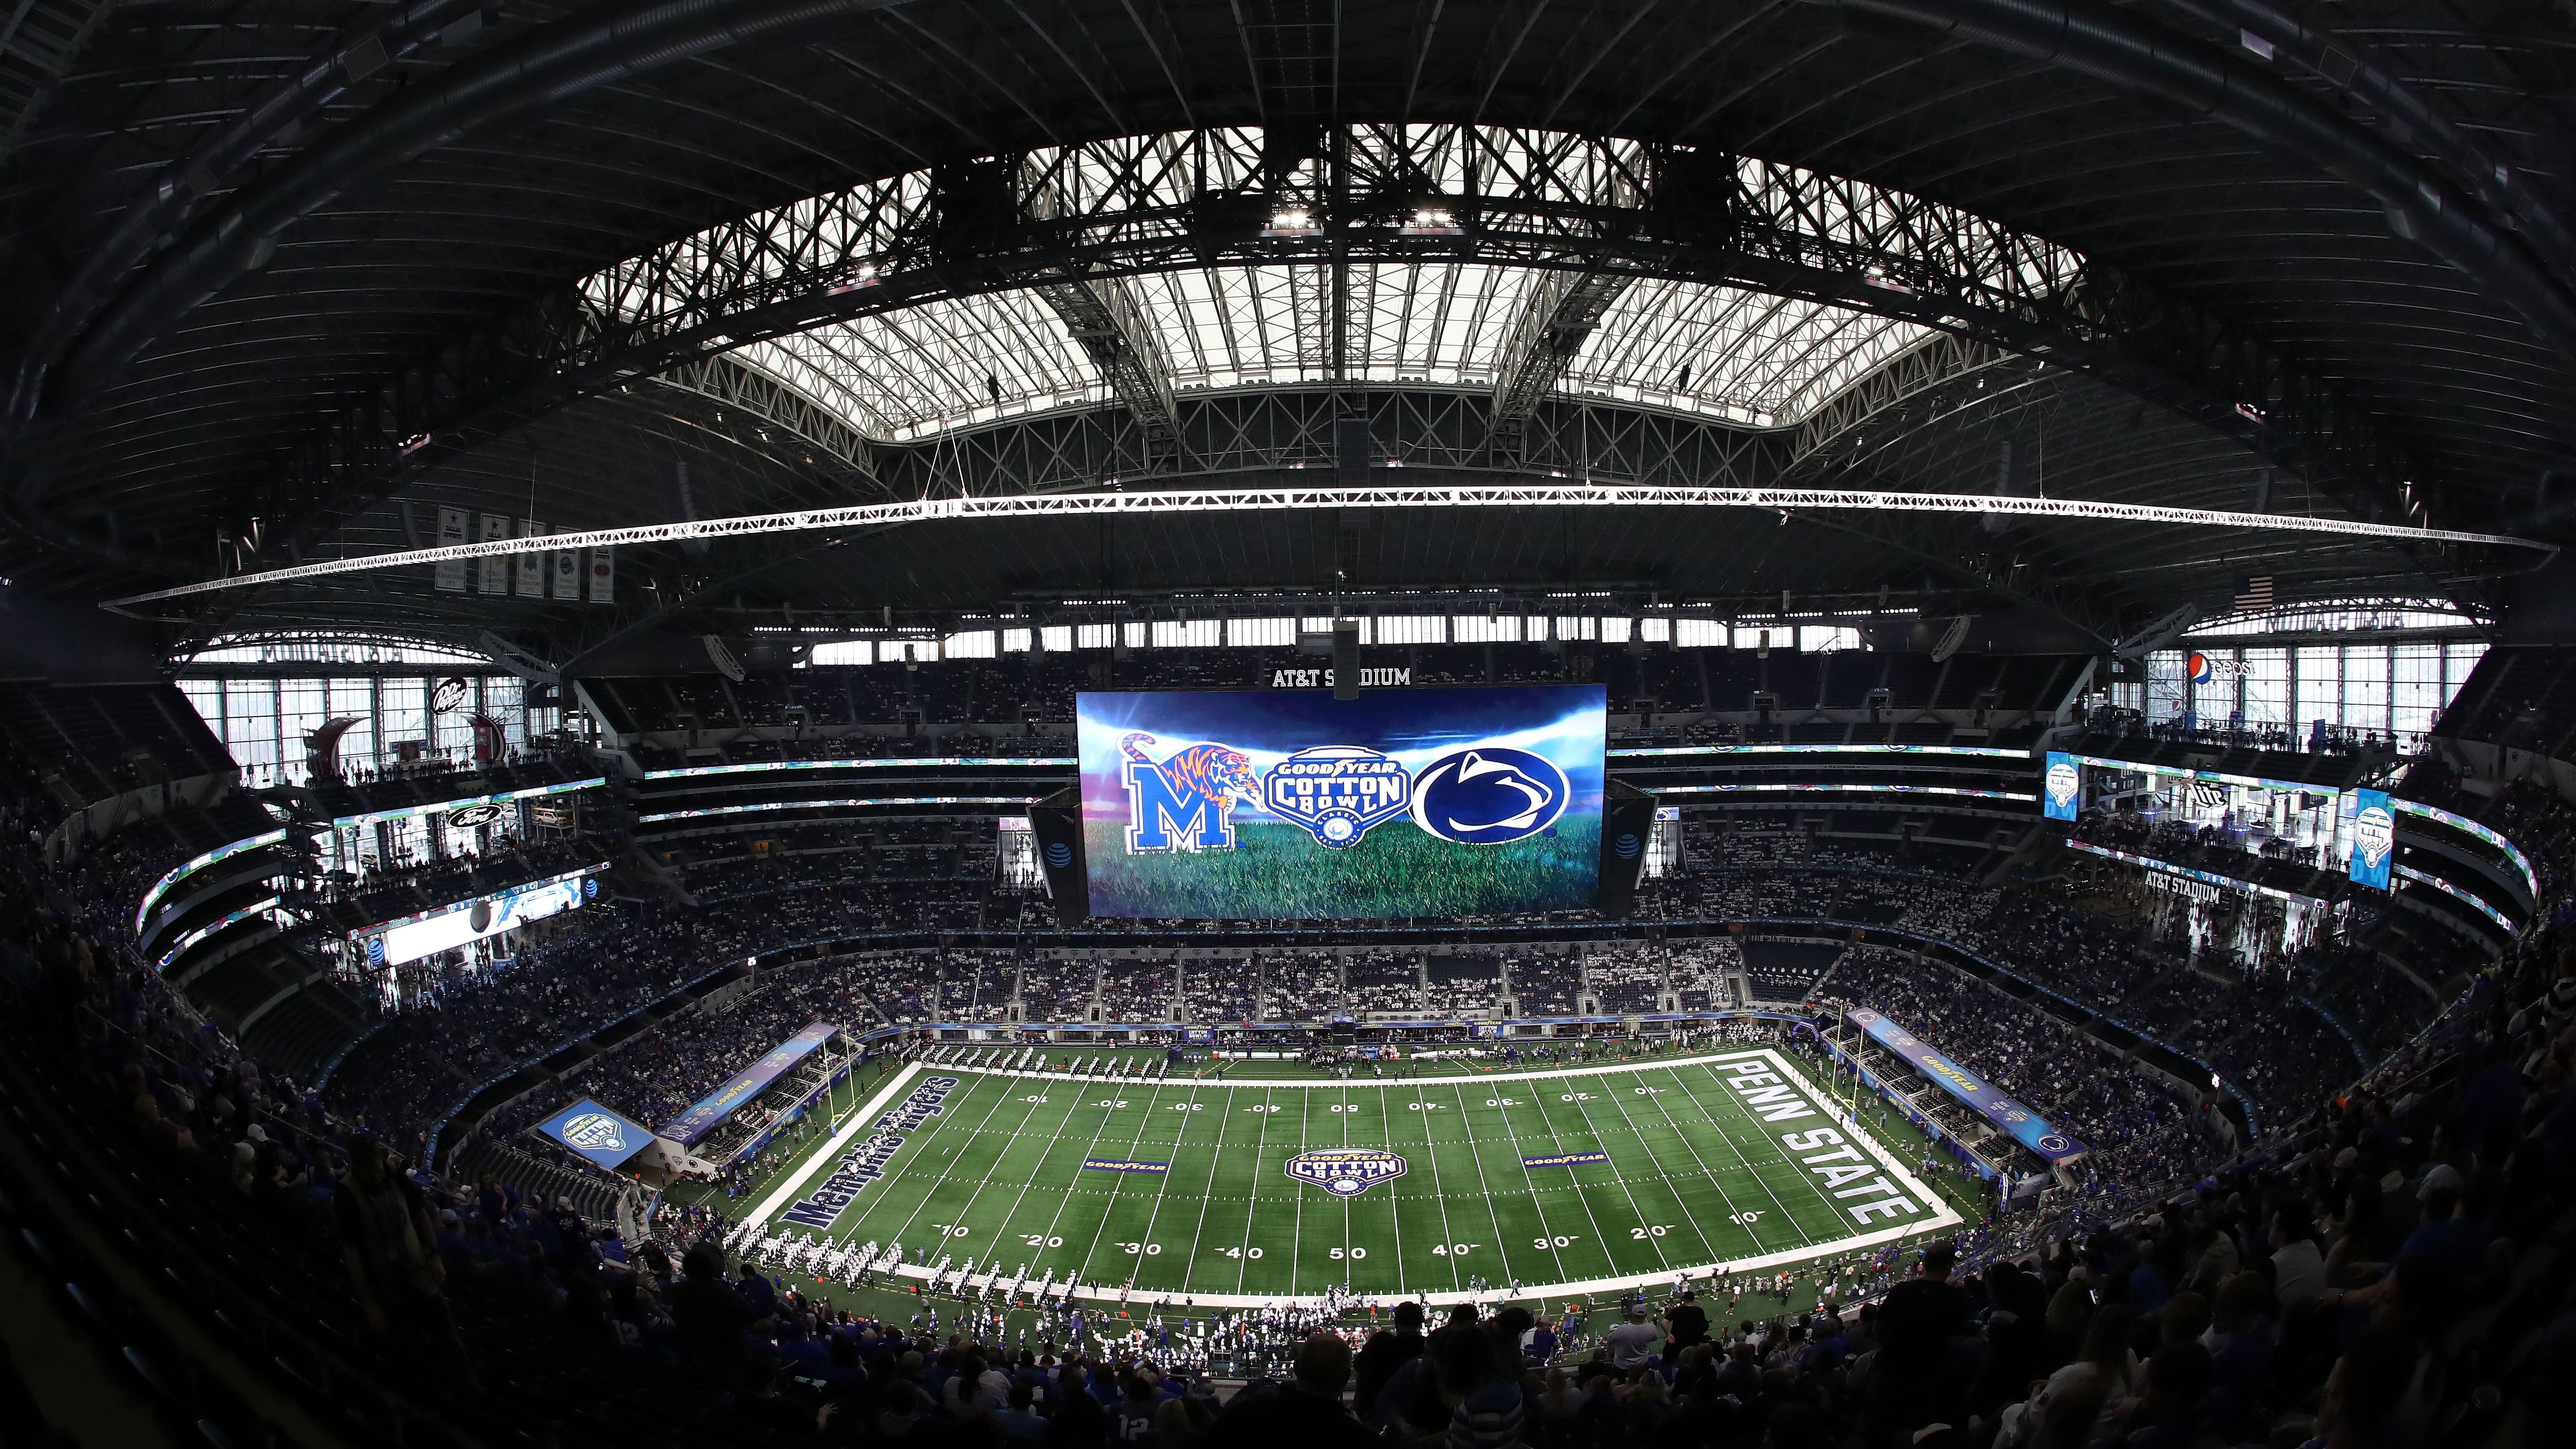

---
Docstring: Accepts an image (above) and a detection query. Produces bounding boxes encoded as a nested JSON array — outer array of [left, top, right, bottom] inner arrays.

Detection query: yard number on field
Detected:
[[1022, 1235, 1065, 1248], [1631, 1224, 1672, 1239], [1431, 1243, 1479, 1256], [1533, 1235, 1578, 1249], [1216, 1246, 1265, 1259]]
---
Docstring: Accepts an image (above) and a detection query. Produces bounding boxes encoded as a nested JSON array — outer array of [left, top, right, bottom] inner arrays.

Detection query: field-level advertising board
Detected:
[[741, 1049, 1961, 1310]]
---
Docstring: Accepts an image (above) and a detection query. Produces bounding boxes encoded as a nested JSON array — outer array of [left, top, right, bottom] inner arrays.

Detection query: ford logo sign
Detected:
[[446, 803, 505, 829]]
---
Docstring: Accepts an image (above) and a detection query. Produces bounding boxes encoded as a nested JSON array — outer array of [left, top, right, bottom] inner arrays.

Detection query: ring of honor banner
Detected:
[[2043, 752, 2081, 822], [662, 1021, 837, 1145], [535, 1098, 654, 1171], [1077, 686, 1606, 918], [2349, 788, 2395, 890], [1846, 1007, 2087, 1161]]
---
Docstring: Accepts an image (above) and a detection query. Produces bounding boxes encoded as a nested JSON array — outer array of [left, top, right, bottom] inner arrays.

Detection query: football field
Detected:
[[740, 1048, 1962, 1308]]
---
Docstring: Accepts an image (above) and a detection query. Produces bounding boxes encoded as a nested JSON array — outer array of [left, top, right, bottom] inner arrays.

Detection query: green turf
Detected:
[[1081, 815, 1600, 918], [735, 1048, 1961, 1306]]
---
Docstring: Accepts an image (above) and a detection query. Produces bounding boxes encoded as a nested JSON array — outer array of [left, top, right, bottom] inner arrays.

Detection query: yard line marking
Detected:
[[1067, 1077, 1172, 1295], [1597, 1065, 1736, 1268], [877, 1069, 1038, 1256], [1174, 1083, 1235, 1300], [1447, 1079, 1563, 1284], [1675, 1056, 1835, 1248], [1231, 1083, 1275, 1295], [1381, 1083, 1435, 1295], [1021, 1072, 1149, 1295], [1127, 1077, 1203, 1298], [964, 1066, 1090, 1285], [1539, 1077, 1671, 1276]]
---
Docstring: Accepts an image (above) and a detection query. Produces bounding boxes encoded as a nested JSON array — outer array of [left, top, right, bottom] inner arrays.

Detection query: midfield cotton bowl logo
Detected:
[[1284, 1147, 1409, 1197], [2045, 759, 2081, 812], [1263, 745, 1411, 848], [560, 1112, 628, 1154]]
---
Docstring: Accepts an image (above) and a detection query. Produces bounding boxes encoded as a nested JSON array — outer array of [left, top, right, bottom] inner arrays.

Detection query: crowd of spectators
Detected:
[[1818, 945, 2213, 1201]]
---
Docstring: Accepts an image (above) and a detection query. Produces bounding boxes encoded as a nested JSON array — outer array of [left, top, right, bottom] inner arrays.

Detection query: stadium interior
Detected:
[[3, 4, 2575, 1447]]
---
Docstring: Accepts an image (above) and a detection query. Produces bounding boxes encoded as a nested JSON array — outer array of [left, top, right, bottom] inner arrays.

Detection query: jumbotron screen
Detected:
[[1075, 686, 1606, 918]]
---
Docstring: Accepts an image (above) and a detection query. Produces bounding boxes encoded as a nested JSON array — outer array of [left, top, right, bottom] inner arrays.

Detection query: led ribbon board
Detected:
[[328, 776, 605, 830], [1845, 1007, 2086, 1161], [2065, 839, 2336, 908], [137, 829, 289, 935], [637, 795, 1041, 823], [347, 863, 606, 967]]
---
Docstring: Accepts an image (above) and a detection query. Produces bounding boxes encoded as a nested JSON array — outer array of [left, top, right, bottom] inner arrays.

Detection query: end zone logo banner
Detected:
[[1077, 686, 1605, 919], [536, 1098, 653, 1170], [1845, 1008, 2087, 1162], [2348, 788, 2395, 890], [1284, 1147, 1409, 1197]]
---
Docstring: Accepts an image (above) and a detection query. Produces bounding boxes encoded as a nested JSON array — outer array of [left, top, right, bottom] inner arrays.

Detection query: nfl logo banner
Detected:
[[1284, 1147, 1407, 1197], [535, 1098, 653, 1171], [2042, 752, 2081, 822], [2348, 789, 2395, 891]]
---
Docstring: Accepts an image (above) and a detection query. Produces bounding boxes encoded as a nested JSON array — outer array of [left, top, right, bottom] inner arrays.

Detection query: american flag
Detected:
[[2232, 575, 2274, 610]]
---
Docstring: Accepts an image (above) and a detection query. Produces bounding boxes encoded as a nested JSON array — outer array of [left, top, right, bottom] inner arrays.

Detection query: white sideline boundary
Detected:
[[733, 1049, 1964, 1310]]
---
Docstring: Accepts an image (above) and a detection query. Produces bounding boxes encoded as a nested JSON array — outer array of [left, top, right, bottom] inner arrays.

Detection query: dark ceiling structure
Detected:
[[3, 0, 2571, 667]]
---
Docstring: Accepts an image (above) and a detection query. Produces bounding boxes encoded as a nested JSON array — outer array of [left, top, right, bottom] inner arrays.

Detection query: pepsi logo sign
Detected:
[[1408, 747, 1569, 846]]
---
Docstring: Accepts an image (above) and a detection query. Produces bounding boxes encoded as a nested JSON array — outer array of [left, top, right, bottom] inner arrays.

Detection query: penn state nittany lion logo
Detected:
[[1119, 732, 1262, 854], [1409, 747, 1569, 845], [560, 1112, 627, 1154], [1264, 745, 1410, 848], [1284, 1148, 1408, 1198]]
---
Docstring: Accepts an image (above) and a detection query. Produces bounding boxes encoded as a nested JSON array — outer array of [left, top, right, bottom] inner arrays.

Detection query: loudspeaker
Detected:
[[1025, 787, 1090, 924], [1595, 780, 1656, 919], [1332, 619, 1361, 701]]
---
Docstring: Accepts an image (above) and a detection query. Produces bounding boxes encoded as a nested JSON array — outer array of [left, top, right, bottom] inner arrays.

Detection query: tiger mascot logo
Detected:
[[1118, 731, 1263, 854]]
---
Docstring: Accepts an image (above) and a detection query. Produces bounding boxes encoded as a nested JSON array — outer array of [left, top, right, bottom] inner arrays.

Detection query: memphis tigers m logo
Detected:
[[1120, 732, 1261, 854]]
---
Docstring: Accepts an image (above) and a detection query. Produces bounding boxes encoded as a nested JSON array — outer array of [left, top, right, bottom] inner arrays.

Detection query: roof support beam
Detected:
[[43, 124, 2461, 593], [1035, 276, 1181, 461], [1488, 268, 1634, 457]]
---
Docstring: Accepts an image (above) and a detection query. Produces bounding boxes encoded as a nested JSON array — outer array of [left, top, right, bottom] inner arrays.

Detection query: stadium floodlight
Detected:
[[99, 483, 2554, 610]]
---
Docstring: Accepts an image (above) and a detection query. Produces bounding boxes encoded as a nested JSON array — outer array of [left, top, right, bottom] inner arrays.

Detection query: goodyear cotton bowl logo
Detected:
[[2354, 803, 2395, 872], [1118, 732, 1262, 854], [1410, 747, 1569, 845], [1285, 1148, 1408, 1197], [1264, 746, 1410, 848], [2045, 759, 2081, 813], [560, 1112, 628, 1154]]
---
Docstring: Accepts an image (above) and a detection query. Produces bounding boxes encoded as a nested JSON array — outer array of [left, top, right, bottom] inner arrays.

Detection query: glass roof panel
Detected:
[[719, 262, 1936, 441]]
